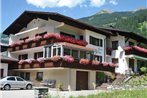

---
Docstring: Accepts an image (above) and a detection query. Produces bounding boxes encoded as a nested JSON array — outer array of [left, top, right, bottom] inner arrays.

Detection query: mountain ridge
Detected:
[[78, 9, 147, 39]]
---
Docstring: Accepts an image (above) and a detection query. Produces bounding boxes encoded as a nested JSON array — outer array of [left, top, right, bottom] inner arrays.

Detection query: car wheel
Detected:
[[26, 84, 32, 90], [4, 84, 11, 90]]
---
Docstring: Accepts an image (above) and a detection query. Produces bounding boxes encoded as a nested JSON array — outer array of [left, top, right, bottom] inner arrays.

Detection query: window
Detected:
[[17, 77, 24, 81], [60, 32, 75, 38], [25, 72, 30, 81], [34, 51, 43, 59], [19, 72, 24, 79], [80, 35, 83, 40], [7, 77, 15, 81], [112, 41, 118, 50], [19, 72, 30, 80], [44, 47, 51, 58], [0, 69, 4, 78], [64, 48, 71, 55], [89, 36, 103, 47], [129, 41, 134, 46], [94, 55, 102, 62], [35, 32, 47, 37], [18, 54, 28, 60], [112, 58, 118, 64], [36, 72, 43, 81], [80, 51, 86, 58], [72, 50, 78, 58]]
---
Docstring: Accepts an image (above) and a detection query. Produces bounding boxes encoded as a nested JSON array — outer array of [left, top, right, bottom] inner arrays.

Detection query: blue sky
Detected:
[[1, 0, 147, 33]]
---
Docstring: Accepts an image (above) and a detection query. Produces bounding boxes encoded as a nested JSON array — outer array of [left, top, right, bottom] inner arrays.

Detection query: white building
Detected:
[[1, 11, 147, 90]]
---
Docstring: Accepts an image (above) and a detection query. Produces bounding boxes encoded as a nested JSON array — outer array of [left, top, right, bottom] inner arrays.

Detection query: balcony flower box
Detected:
[[37, 57, 45, 63], [8, 47, 13, 52], [24, 63, 31, 69], [22, 43, 28, 49], [15, 46, 20, 51], [102, 62, 109, 67], [50, 56, 61, 62], [79, 58, 90, 65], [33, 63, 40, 68], [30, 41, 36, 48], [40, 39, 47, 46], [62, 55, 74, 63], [92, 60, 100, 65]]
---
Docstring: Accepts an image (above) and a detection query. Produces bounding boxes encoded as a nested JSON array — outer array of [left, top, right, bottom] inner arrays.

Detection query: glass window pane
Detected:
[[80, 51, 86, 58], [64, 48, 70, 55], [48, 47, 51, 57], [25, 72, 30, 80], [17, 77, 24, 81], [53, 48, 56, 56], [57, 48, 61, 56], [36, 72, 43, 81], [7, 77, 15, 81], [72, 50, 78, 58]]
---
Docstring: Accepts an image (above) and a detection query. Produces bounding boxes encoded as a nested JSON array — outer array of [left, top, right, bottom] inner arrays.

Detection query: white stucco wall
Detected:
[[85, 30, 106, 62], [0, 63, 8, 77], [14, 68, 96, 91]]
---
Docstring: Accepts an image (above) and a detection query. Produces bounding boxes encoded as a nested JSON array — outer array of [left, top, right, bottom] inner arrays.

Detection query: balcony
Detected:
[[124, 46, 147, 58], [8, 33, 87, 52], [17, 57, 115, 72]]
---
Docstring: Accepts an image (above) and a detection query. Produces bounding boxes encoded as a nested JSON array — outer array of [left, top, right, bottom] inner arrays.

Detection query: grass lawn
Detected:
[[70, 88, 147, 98]]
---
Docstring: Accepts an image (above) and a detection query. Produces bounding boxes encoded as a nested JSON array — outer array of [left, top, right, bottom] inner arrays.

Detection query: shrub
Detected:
[[79, 58, 90, 65], [140, 67, 147, 74], [50, 56, 61, 62], [63, 55, 74, 63]]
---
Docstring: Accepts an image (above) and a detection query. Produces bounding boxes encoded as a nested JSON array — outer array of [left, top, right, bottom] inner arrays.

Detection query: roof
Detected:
[[2, 11, 112, 36], [55, 42, 94, 51], [100, 27, 147, 44], [1, 55, 18, 62]]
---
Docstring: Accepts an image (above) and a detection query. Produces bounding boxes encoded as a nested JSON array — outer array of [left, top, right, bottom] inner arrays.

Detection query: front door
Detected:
[[76, 71, 88, 90]]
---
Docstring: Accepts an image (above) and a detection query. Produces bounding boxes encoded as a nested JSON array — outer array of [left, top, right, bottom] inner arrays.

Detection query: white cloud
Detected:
[[90, 0, 106, 7], [26, 0, 117, 8], [109, 0, 118, 5], [58, 0, 85, 8], [26, 0, 85, 8]]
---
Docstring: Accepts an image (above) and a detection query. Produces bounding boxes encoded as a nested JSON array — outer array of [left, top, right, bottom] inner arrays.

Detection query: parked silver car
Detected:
[[0, 76, 33, 90]]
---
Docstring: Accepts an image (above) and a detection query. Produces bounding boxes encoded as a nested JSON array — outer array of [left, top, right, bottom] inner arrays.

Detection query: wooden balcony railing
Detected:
[[8, 33, 88, 52], [124, 46, 147, 58], [16, 59, 115, 72]]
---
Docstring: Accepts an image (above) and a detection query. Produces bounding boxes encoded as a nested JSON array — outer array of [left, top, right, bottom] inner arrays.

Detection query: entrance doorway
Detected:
[[76, 71, 88, 90]]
